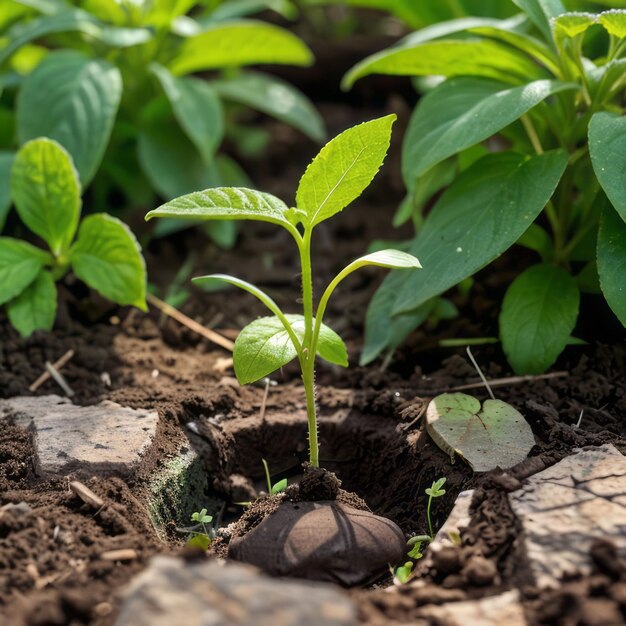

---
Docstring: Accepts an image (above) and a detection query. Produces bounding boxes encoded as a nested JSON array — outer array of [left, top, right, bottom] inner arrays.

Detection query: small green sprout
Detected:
[[262, 458, 288, 495], [186, 508, 213, 551], [425, 477, 446, 540], [395, 561, 414, 584], [146, 116, 421, 467]]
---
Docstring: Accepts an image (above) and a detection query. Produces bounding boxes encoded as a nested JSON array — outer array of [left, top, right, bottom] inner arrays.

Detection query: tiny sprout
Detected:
[[146, 116, 420, 467], [262, 458, 288, 495], [186, 508, 213, 551], [426, 477, 447, 540], [394, 561, 414, 584], [191, 508, 213, 525]]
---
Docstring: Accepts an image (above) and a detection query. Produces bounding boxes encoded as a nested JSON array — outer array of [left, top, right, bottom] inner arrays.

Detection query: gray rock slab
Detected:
[[418, 590, 527, 626], [0, 395, 158, 475], [115, 556, 357, 626], [509, 443, 626, 588]]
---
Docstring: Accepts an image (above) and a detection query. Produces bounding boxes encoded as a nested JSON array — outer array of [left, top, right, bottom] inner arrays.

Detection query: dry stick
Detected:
[[259, 378, 271, 422], [466, 346, 495, 400], [45, 361, 75, 397], [146, 293, 234, 352], [435, 370, 568, 394], [29, 349, 75, 392]]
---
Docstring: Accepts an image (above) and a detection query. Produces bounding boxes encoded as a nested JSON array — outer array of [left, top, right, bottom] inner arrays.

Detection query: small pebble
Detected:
[[432, 546, 461, 575], [463, 556, 498, 586]]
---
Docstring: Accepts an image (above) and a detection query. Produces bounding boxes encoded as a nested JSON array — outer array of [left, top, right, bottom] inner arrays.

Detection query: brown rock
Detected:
[[579, 598, 623, 626], [228, 500, 405, 586], [463, 556, 498, 586], [432, 546, 462, 575]]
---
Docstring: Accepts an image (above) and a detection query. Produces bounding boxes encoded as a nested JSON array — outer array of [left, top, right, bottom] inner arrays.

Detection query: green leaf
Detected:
[[598, 9, 626, 38], [512, 0, 566, 43], [233, 314, 347, 385], [151, 63, 224, 164], [0, 237, 51, 306], [342, 39, 547, 89], [69, 214, 147, 310], [17, 51, 122, 186], [11, 138, 80, 256], [146, 187, 293, 230], [0, 152, 15, 232], [295, 115, 395, 227], [499, 264, 580, 374], [403, 78, 577, 182], [426, 393, 535, 472], [589, 112, 626, 223], [7, 269, 56, 337], [186, 534, 210, 550], [212, 72, 325, 142], [271, 478, 288, 494], [392, 150, 568, 316], [552, 12, 597, 38], [597, 203, 626, 326], [517, 223, 553, 260], [341, 249, 421, 272], [169, 20, 313, 76]]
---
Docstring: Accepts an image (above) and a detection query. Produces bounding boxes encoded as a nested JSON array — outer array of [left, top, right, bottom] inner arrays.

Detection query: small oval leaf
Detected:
[[7, 269, 57, 337]]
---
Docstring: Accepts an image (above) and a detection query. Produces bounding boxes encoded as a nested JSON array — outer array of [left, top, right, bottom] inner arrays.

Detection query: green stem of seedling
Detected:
[[427, 491, 435, 540]]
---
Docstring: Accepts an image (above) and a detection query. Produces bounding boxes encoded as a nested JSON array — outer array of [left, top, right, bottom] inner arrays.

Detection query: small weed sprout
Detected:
[[147, 116, 421, 466], [262, 459, 288, 495], [186, 508, 213, 551]]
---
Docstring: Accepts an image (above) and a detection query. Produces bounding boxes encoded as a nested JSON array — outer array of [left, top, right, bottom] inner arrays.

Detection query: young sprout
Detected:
[[146, 116, 421, 466], [262, 458, 287, 494], [425, 477, 447, 540], [187, 508, 214, 550]]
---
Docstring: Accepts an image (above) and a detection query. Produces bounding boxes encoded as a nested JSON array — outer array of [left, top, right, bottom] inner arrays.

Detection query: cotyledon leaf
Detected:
[[426, 392, 535, 472]]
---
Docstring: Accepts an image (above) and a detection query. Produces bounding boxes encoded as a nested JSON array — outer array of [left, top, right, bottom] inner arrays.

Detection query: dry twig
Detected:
[[29, 349, 74, 392]]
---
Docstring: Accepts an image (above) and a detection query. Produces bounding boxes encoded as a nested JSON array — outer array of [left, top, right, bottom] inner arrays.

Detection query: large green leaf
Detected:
[[146, 186, 292, 229], [589, 112, 626, 223], [169, 20, 313, 76], [0, 152, 14, 232], [6, 269, 57, 337], [403, 78, 577, 184], [151, 63, 223, 164], [393, 150, 568, 315], [11, 138, 80, 256], [361, 151, 568, 363], [342, 39, 546, 89], [213, 72, 325, 142], [17, 51, 122, 185], [233, 314, 347, 385], [500, 264, 580, 374], [512, 0, 566, 43], [597, 203, 626, 326], [69, 214, 146, 310], [0, 237, 51, 306], [295, 115, 395, 227], [426, 393, 535, 472], [598, 10, 626, 38]]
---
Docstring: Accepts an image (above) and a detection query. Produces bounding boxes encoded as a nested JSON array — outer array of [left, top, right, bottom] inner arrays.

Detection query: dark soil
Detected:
[[1, 30, 625, 626]]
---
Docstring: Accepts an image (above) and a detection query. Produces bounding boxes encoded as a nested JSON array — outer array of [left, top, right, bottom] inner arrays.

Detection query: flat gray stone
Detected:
[[0, 395, 158, 475], [509, 444, 626, 588], [418, 590, 527, 626], [115, 557, 357, 626]]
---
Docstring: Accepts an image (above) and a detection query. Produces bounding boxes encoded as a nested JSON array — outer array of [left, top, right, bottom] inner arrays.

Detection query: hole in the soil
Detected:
[[182, 399, 473, 534]]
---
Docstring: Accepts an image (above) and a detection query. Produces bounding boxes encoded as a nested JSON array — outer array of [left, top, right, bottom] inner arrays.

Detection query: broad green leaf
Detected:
[[589, 112, 626, 223], [342, 39, 546, 89], [186, 534, 210, 550], [17, 51, 122, 185], [552, 12, 597, 38], [146, 186, 292, 230], [500, 264, 580, 374], [392, 151, 568, 316], [597, 203, 626, 325], [69, 214, 146, 310], [151, 63, 223, 165], [295, 115, 395, 227], [0, 237, 51, 306], [213, 72, 325, 142], [233, 314, 347, 384], [169, 20, 313, 76], [426, 393, 535, 472], [0, 152, 15, 232], [11, 138, 80, 256], [7, 269, 56, 337], [403, 77, 577, 183], [208, 0, 298, 21], [512, 0, 566, 43], [599, 9, 626, 37]]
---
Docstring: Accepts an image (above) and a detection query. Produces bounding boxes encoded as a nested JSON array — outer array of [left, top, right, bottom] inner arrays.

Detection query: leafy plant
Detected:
[[146, 115, 421, 466], [394, 477, 447, 584], [186, 508, 213, 550], [0, 0, 323, 245], [0, 137, 146, 337], [344, 1, 626, 374]]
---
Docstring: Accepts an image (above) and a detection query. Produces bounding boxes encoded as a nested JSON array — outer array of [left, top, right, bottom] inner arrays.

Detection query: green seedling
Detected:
[[262, 458, 288, 495], [146, 116, 421, 466], [0, 137, 146, 337], [186, 508, 213, 551], [394, 477, 446, 584], [349, 3, 626, 374]]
